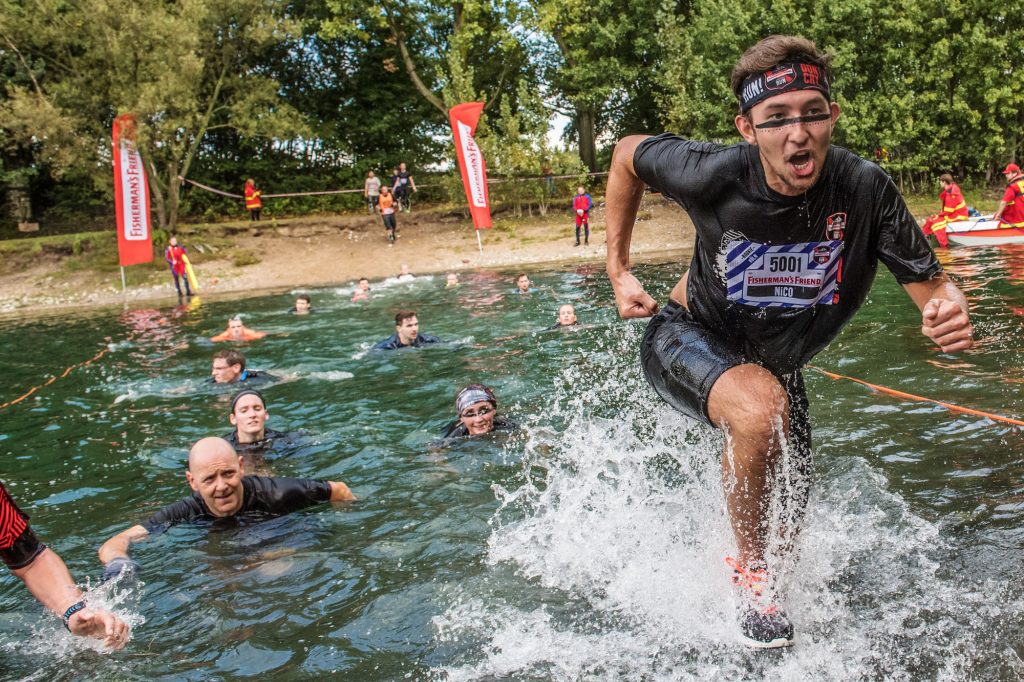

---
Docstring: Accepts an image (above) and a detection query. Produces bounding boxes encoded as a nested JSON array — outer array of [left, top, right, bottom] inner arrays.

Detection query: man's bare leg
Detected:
[[707, 364, 791, 571]]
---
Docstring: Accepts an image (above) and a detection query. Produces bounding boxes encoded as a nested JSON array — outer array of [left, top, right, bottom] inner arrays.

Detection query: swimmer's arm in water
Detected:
[[902, 274, 973, 353], [328, 481, 356, 502], [98, 524, 150, 564], [606, 135, 659, 319], [14, 547, 130, 649]]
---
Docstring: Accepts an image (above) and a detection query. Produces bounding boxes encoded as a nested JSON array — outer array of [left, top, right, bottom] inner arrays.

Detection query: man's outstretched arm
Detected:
[[13, 548, 130, 648], [605, 135, 659, 319], [98, 525, 149, 566], [903, 274, 973, 353]]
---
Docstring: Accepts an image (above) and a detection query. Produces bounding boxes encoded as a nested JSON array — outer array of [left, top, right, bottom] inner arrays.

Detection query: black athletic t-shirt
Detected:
[[634, 134, 941, 374], [141, 475, 332, 534], [222, 428, 291, 454]]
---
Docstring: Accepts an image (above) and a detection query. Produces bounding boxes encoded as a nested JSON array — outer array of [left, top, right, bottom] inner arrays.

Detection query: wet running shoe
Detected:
[[725, 556, 794, 648]]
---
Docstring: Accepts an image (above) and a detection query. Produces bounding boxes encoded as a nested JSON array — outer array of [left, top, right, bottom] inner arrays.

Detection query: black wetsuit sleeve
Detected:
[[0, 484, 45, 569], [416, 334, 442, 345], [873, 170, 942, 284], [633, 133, 728, 210], [141, 495, 208, 534], [244, 476, 332, 515]]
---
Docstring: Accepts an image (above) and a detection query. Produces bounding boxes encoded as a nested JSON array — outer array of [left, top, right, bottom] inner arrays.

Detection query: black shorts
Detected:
[[382, 214, 396, 230], [640, 300, 811, 461]]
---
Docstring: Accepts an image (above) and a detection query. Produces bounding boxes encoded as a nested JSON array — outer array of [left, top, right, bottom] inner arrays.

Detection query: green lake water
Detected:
[[1, 247, 1023, 680]]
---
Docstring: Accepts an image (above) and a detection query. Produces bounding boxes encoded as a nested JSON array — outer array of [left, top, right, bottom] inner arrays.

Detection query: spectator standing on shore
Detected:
[[364, 171, 381, 214], [164, 236, 193, 297], [379, 186, 397, 244], [244, 178, 262, 221], [393, 162, 416, 212], [573, 186, 593, 246]]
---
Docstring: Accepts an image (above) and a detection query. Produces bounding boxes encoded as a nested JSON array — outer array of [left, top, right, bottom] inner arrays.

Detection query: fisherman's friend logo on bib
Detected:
[[726, 239, 844, 308], [826, 212, 846, 240]]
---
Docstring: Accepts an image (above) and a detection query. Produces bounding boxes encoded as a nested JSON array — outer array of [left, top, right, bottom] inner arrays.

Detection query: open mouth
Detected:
[[788, 151, 815, 177]]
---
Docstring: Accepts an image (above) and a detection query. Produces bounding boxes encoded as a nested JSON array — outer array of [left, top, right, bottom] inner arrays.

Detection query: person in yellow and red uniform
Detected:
[[993, 163, 1024, 229], [244, 178, 262, 221], [164, 236, 192, 297], [920, 174, 968, 248]]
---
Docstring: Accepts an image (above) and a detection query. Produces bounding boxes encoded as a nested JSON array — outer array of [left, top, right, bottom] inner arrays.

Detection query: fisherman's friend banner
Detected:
[[112, 114, 154, 266], [448, 102, 492, 230]]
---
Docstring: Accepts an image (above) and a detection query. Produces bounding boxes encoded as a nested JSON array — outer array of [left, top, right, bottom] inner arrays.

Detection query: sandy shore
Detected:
[[0, 197, 695, 317]]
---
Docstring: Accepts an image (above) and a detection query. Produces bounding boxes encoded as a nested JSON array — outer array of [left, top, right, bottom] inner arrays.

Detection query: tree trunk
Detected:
[[147, 160, 168, 232], [167, 170, 182, 231], [577, 107, 598, 172]]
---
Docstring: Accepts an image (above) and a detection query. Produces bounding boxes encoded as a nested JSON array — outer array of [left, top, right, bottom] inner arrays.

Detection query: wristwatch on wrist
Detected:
[[62, 600, 87, 631]]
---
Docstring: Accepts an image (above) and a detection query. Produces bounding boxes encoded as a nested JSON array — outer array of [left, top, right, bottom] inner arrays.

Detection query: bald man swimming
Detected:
[[98, 437, 355, 579]]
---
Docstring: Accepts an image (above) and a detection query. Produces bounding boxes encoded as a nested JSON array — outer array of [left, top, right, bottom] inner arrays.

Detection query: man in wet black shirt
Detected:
[[605, 35, 973, 648], [97, 438, 355, 574]]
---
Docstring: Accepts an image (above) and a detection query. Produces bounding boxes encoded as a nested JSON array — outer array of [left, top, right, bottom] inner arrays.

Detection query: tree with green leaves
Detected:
[[1, 0, 307, 231]]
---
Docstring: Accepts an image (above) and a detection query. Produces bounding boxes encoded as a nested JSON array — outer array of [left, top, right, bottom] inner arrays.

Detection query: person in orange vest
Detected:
[[993, 163, 1024, 229], [244, 178, 262, 221], [164, 236, 193, 297], [920, 173, 968, 247], [379, 185, 397, 244]]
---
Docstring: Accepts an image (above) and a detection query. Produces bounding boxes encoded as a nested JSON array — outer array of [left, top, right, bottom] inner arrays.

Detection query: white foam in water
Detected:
[[434, 327, 1024, 680], [306, 370, 355, 381], [3, 576, 146, 660]]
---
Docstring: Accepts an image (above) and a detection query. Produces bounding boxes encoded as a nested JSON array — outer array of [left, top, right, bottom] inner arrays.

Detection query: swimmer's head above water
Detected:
[[185, 437, 245, 517], [557, 304, 577, 326], [211, 349, 246, 383], [455, 384, 498, 436], [230, 389, 269, 444]]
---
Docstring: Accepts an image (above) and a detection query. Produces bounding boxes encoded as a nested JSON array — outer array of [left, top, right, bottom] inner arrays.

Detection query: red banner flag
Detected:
[[449, 102, 492, 230], [112, 115, 154, 266]]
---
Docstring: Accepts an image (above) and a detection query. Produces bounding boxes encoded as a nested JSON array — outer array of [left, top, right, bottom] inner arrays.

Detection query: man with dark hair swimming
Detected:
[[98, 437, 355, 578], [222, 389, 296, 471], [372, 310, 442, 350], [210, 349, 270, 385]]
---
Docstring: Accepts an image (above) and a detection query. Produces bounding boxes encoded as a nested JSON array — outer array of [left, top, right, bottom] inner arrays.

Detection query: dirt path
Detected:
[[0, 196, 695, 316]]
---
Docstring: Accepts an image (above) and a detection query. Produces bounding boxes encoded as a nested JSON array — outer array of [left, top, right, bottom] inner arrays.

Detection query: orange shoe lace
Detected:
[[724, 556, 777, 614]]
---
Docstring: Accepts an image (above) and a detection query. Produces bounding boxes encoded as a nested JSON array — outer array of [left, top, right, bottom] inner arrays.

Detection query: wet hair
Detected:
[[213, 348, 246, 371], [297, 294, 311, 304], [229, 315, 243, 324], [939, 173, 954, 184], [517, 273, 528, 281], [230, 388, 266, 415], [730, 35, 832, 103], [395, 310, 416, 326], [455, 384, 497, 414]]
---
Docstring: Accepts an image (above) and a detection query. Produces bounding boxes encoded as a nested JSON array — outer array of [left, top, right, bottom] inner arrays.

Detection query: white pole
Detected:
[[120, 266, 127, 294], [475, 229, 483, 254]]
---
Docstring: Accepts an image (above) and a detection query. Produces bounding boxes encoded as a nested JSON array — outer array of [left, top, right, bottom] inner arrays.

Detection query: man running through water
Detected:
[[98, 437, 355, 577], [605, 35, 972, 648]]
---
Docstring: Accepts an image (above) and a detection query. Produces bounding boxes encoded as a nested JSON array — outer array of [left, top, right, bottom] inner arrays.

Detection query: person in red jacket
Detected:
[[993, 163, 1024, 229], [244, 178, 262, 221], [164, 236, 192, 297], [573, 186, 593, 246], [920, 174, 968, 248]]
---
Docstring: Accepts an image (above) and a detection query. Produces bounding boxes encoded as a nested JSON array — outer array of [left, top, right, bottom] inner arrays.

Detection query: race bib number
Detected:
[[725, 240, 843, 308]]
